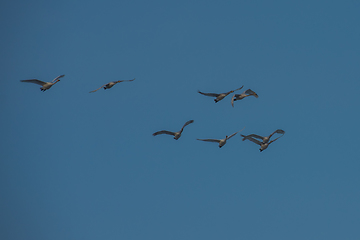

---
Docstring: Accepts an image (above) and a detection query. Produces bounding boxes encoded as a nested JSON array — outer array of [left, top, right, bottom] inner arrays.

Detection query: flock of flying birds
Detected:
[[20, 75, 285, 152]]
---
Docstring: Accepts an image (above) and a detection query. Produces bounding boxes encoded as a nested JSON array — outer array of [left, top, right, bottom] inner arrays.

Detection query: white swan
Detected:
[[231, 89, 258, 107], [89, 78, 135, 93], [20, 75, 64, 92], [197, 127, 245, 148], [198, 86, 244, 103], [153, 120, 194, 140]]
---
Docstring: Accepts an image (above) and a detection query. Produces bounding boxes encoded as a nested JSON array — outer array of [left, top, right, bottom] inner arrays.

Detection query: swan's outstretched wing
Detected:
[[89, 84, 108, 93], [232, 85, 244, 92], [153, 130, 176, 136], [231, 94, 236, 107], [245, 89, 258, 98], [268, 129, 285, 139], [116, 78, 135, 83], [51, 75, 65, 83], [241, 134, 262, 145], [20, 79, 46, 86], [227, 127, 245, 140], [245, 134, 265, 141], [197, 138, 221, 143], [179, 120, 194, 133], [269, 135, 283, 144], [198, 90, 220, 97]]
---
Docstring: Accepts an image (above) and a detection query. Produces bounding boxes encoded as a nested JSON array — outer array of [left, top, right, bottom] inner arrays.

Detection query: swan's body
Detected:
[[198, 86, 244, 103], [231, 89, 258, 107], [241, 129, 285, 151], [20, 75, 64, 91], [89, 78, 135, 93], [197, 127, 245, 148], [153, 120, 194, 140]]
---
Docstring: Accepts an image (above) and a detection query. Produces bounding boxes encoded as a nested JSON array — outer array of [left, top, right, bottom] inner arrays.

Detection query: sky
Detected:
[[1, 0, 360, 239]]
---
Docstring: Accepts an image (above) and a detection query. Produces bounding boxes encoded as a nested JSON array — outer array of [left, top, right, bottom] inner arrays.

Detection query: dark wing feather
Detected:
[[198, 90, 220, 97], [116, 78, 135, 83], [245, 134, 265, 141], [196, 138, 220, 143], [245, 89, 258, 98], [244, 136, 262, 145], [153, 130, 176, 136]]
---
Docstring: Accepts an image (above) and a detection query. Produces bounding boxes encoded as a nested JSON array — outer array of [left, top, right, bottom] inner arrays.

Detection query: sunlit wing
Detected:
[[52, 75, 65, 83], [20, 79, 46, 86], [89, 84, 107, 93], [198, 91, 220, 97], [153, 130, 176, 136], [196, 138, 221, 143], [180, 120, 194, 132]]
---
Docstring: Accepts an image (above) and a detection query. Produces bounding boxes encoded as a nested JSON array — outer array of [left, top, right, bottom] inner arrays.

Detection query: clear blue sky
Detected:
[[1, 0, 360, 239]]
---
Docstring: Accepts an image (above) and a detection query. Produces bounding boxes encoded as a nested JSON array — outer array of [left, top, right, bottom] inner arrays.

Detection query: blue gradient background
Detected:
[[1, 0, 360, 239]]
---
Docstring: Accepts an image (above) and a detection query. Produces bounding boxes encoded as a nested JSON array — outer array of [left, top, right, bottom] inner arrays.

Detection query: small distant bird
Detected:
[[89, 78, 135, 93], [198, 86, 244, 103], [241, 129, 285, 152], [197, 127, 245, 148], [20, 75, 64, 92], [153, 120, 194, 140], [231, 89, 258, 107]]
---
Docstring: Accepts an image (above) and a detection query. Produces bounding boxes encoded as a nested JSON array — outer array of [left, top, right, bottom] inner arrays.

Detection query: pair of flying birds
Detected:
[[20, 75, 135, 92], [153, 120, 285, 151], [198, 85, 258, 107]]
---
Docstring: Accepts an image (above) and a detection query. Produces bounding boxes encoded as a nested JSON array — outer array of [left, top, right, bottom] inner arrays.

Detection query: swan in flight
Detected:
[[231, 89, 258, 107], [153, 120, 194, 140], [241, 129, 285, 144], [197, 127, 245, 148], [20, 75, 64, 92], [89, 78, 135, 93], [241, 129, 285, 151], [198, 86, 244, 103]]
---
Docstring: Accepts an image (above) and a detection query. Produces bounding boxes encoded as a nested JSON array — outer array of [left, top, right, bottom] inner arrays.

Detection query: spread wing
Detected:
[[89, 84, 108, 93], [268, 129, 285, 139], [20, 79, 46, 86], [245, 89, 258, 98], [241, 135, 262, 145], [116, 78, 135, 83], [232, 85, 244, 92], [153, 130, 176, 136], [245, 134, 265, 141], [198, 90, 220, 97], [227, 127, 245, 140], [231, 94, 236, 107], [269, 135, 283, 144], [179, 120, 194, 133], [196, 138, 221, 143], [52, 75, 65, 83]]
